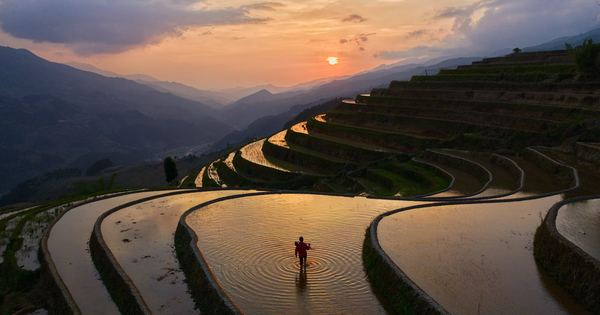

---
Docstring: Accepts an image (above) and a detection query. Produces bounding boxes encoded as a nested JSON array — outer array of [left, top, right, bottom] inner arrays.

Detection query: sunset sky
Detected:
[[1, 0, 599, 89]]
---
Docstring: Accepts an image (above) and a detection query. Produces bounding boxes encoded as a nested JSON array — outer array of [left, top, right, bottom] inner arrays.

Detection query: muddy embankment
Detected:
[[261, 137, 349, 173], [524, 147, 578, 188], [88, 190, 197, 315], [534, 195, 600, 314], [363, 225, 448, 315], [174, 193, 275, 315], [421, 149, 490, 188]]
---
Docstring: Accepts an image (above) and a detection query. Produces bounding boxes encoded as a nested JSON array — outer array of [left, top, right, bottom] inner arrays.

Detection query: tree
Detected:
[[513, 47, 521, 54], [566, 39, 600, 77], [164, 157, 178, 183]]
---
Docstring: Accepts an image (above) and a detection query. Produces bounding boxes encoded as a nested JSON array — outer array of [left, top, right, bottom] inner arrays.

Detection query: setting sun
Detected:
[[326, 57, 339, 66]]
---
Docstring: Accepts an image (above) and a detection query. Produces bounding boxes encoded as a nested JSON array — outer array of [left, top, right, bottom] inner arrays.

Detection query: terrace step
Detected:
[[294, 121, 395, 153], [503, 155, 565, 194], [308, 115, 440, 152], [361, 162, 452, 197], [410, 72, 574, 84], [573, 142, 600, 166], [436, 150, 521, 197], [205, 160, 226, 187], [388, 88, 600, 108], [440, 64, 577, 76], [194, 166, 205, 187], [352, 95, 600, 122], [533, 147, 600, 197], [235, 139, 318, 178], [332, 103, 565, 133], [386, 80, 600, 95], [285, 122, 391, 163], [421, 149, 491, 197], [459, 50, 571, 68], [262, 130, 351, 174], [217, 152, 265, 187], [324, 110, 551, 151]]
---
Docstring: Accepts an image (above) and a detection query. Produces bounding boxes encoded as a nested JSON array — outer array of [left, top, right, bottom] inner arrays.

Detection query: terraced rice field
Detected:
[[8, 50, 600, 314], [34, 147, 599, 314]]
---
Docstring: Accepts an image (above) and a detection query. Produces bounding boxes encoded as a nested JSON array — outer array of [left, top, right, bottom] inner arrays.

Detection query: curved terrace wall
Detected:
[[232, 149, 301, 181], [262, 136, 349, 173], [363, 225, 448, 315], [40, 190, 161, 315], [306, 116, 437, 152], [285, 126, 388, 162], [366, 165, 580, 315], [88, 190, 200, 315], [422, 149, 490, 184], [174, 192, 278, 315], [524, 147, 578, 188], [534, 195, 600, 313], [574, 142, 600, 165]]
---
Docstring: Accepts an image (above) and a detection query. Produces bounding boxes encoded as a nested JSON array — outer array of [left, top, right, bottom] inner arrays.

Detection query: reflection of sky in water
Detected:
[[188, 194, 416, 315], [378, 195, 590, 315], [557, 199, 600, 261], [102, 191, 251, 315], [48, 191, 170, 315]]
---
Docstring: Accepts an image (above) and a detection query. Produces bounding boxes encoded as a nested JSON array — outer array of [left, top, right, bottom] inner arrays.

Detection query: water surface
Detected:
[[556, 198, 600, 260], [48, 191, 171, 314], [378, 195, 589, 314], [101, 190, 251, 314], [187, 194, 417, 315]]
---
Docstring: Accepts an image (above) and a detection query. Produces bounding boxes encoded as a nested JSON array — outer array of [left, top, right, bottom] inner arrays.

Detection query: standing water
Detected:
[[378, 194, 590, 314], [556, 198, 600, 260], [101, 190, 252, 314], [186, 194, 418, 314]]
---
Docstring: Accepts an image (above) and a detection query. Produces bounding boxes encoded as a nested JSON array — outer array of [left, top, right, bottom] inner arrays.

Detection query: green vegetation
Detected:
[[164, 157, 179, 183], [0, 168, 82, 207], [566, 39, 600, 77], [85, 159, 114, 176], [71, 174, 119, 196]]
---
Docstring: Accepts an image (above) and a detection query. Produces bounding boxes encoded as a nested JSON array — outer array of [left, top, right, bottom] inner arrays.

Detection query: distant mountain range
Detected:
[[66, 62, 338, 108], [0, 46, 233, 194]]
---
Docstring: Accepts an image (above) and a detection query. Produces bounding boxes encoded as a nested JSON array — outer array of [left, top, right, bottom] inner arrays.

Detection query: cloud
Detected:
[[342, 14, 367, 23], [0, 0, 272, 55], [374, 0, 600, 60], [339, 33, 375, 45], [241, 2, 284, 11], [406, 29, 432, 38]]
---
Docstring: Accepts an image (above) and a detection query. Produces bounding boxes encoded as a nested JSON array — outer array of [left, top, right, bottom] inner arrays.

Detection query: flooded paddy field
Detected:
[[438, 151, 520, 199], [16, 205, 69, 270], [186, 194, 418, 314], [378, 195, 590, 314], [47, 191, 172, 314], [240, 139, 316, 174], [101, 190, 252, 314], [415, 159, 485, 198], [207, 161, 226, 187], [194, 167, 205, 187], [556, 198, 600, 260]]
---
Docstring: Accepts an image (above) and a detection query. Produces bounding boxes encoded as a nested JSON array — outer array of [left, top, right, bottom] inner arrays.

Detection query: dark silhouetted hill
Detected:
[[0, 46, 234, 194]]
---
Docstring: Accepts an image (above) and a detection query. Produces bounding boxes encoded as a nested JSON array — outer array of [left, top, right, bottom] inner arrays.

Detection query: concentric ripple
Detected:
[[186, 194, 417, 314]]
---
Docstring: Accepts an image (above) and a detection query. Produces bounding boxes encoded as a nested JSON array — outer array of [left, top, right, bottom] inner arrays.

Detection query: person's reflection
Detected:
[[296, 267, 307, 293]]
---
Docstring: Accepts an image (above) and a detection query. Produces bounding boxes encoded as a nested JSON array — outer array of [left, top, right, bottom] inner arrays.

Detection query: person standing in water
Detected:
[[295, 236, 311, 268]]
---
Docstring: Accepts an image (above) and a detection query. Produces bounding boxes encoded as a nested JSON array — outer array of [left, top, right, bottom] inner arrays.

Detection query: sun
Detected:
[[326, 57, 339, 66]]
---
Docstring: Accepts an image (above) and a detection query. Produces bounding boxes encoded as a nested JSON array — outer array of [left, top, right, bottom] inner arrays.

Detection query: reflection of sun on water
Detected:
[[326, 57, 338, 65]]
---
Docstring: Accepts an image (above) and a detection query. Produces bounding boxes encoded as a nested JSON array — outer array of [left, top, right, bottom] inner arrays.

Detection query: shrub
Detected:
[[566, 39, 600, 77]]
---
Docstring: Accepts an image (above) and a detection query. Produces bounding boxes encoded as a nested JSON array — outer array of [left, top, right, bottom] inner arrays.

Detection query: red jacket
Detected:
[[295, 242, 310, 257]]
